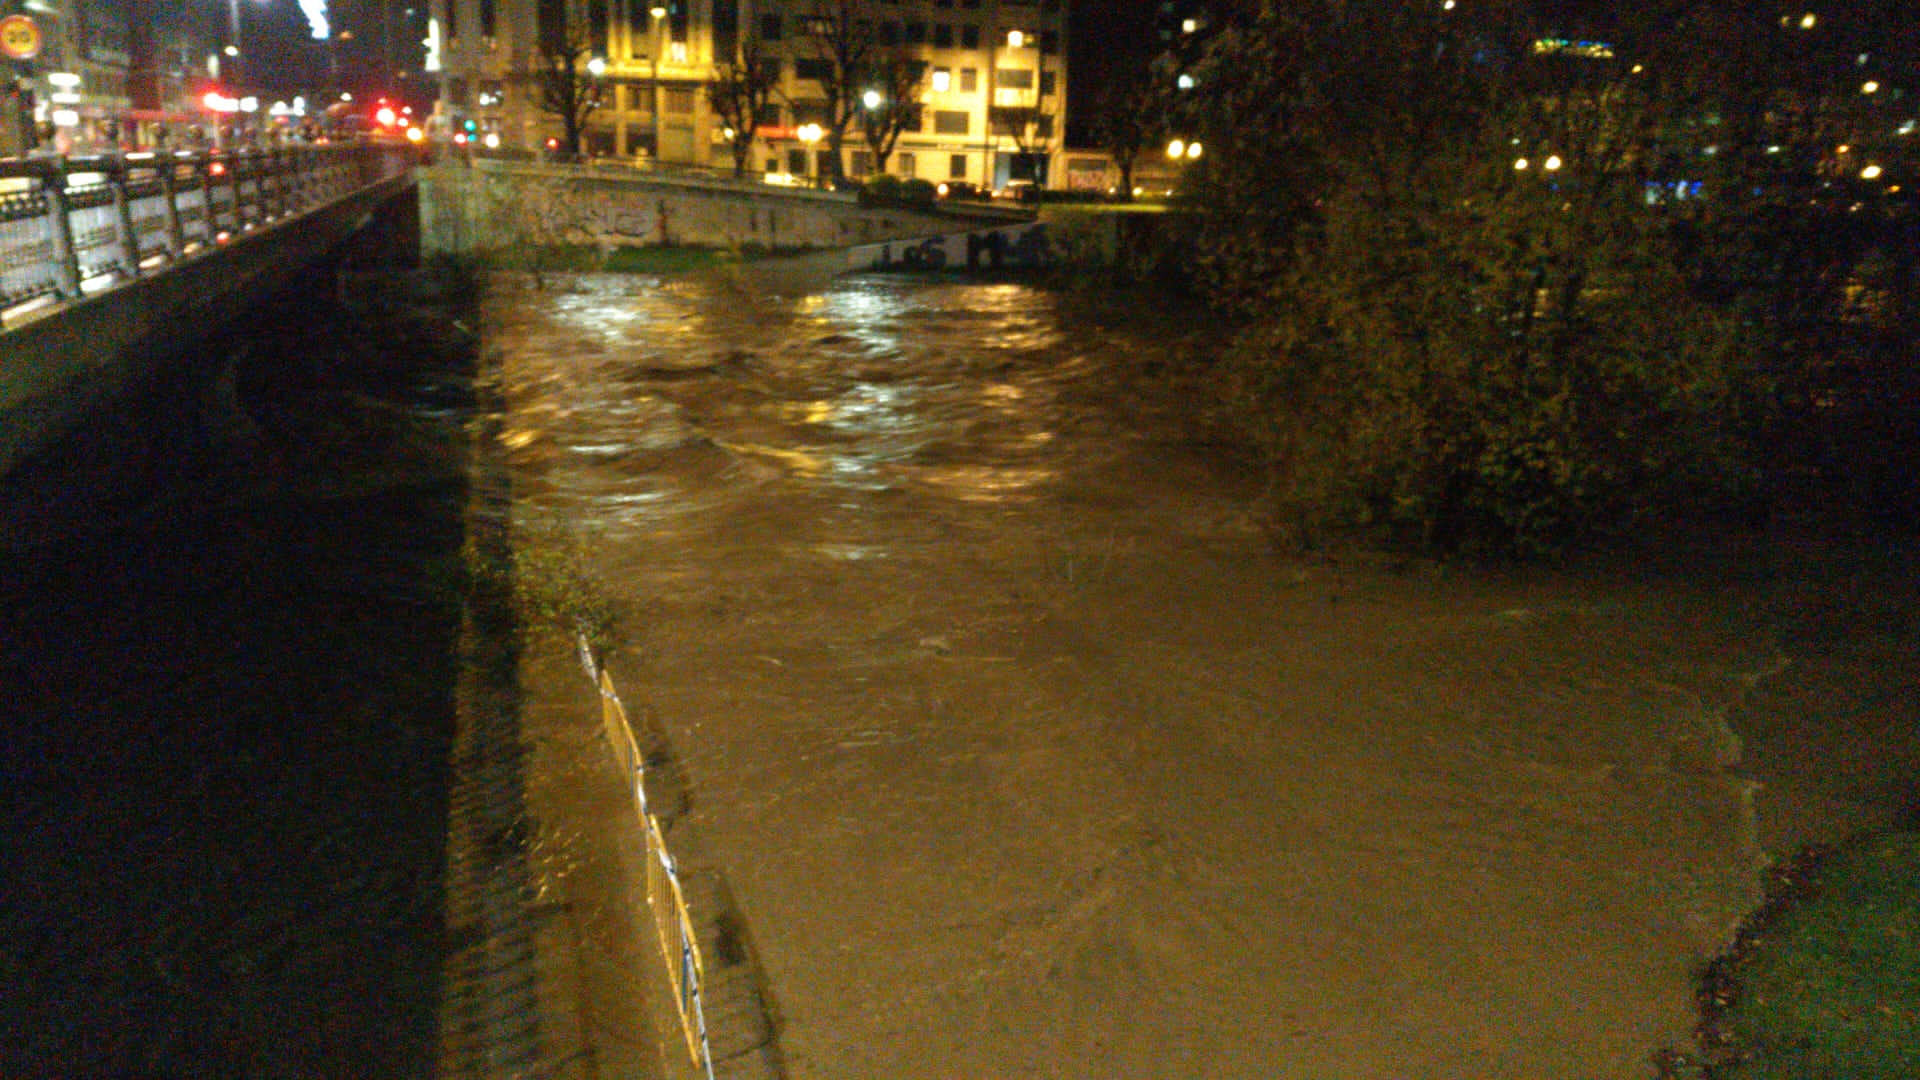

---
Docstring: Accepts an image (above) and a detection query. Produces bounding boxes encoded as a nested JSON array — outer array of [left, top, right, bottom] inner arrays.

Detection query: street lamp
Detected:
[[648, 4, 667, 161], [797, 122, 822, 187]]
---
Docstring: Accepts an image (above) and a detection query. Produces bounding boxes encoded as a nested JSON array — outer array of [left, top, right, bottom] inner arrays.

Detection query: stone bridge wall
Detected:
[[419, 161, 1005, 255]]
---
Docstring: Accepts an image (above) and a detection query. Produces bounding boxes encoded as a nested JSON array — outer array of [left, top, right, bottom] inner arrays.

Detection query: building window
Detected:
[[788, 148, 808, 174], [930, 66, 950, 92], [934, 110, 969, 135], [666, 87, 695, 113], [995, 68, 1034, 90], [1039, 70, 1055, 97], [754, 102, 782, 127], [933, 23, 953, 47], [961, 24, 980, 48], [447, 78, 469, 107], [959, 67, 977, 93], [479, 0, 497, 37], [897, 152, 916, 176], [950, 153, 968, 178], [760, 13, 782, 40], [792, 101, 830, 126], [1036, 114, 1053, 138], [960, 0, 980, 8], [850, 150, 872, 176], [795, 57, 833, 82]]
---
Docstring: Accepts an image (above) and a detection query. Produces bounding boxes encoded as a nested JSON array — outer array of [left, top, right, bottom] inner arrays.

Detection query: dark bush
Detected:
[[858, 174, 903, 208], [899, 178, 938, 209]]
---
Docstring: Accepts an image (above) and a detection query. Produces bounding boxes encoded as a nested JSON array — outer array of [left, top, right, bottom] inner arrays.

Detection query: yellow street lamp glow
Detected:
[[1544, 154, 1562, 170], [1007, 30, 1025, 48], [587, 56, 606, 77], [863, 89, 882, 109], [1166, 138, 1186, 159], [797, 123, 822, 145], [1514, 157, 1530, 170], [1186, 141, 1203, 160], [1800, 12, 1817, 29], [650, 5, 666, 17], [1862, 81, 1879, 94], [1861, 164, 1884, 180]]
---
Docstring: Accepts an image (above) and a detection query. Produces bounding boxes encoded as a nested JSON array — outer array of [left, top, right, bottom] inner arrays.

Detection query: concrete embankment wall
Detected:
[[418, 160, 1010, 256]]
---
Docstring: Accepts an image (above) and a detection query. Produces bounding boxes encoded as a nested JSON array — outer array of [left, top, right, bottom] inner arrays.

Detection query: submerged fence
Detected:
[[578, 634, 718, 1079], [0, 143, 415, 321]]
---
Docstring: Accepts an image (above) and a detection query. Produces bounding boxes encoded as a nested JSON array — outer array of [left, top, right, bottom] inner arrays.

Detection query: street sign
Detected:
[[0, 15, 41, 61]]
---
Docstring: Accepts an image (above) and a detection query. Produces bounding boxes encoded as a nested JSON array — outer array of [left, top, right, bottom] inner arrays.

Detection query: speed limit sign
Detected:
[[0, 15, 42, 62]]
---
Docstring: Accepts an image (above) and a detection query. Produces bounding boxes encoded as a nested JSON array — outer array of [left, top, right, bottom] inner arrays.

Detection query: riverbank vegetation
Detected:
[[1660, 829, 1920, 1078], [1084, 0, 1916, 560]]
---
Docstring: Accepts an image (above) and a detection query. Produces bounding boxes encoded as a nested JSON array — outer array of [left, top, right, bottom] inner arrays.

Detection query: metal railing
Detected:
[[0, 143, 415, 321], [579, 633, 719, 1079]]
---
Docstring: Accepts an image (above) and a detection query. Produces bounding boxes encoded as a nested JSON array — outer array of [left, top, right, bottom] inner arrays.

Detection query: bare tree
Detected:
[[529, 14, 603, 157], [794, 0, 881, 186], [708, 35, 781, 178], [988, 54, 1059, 186], [857, 52, 928, 174]]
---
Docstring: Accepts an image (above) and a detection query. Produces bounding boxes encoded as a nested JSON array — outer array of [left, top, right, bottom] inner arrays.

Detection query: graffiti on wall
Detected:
[[850, 222, 1050, 273]]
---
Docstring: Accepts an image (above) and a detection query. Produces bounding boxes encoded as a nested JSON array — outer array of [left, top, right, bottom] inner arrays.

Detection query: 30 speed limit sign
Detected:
[[0, 15, 42, 62]]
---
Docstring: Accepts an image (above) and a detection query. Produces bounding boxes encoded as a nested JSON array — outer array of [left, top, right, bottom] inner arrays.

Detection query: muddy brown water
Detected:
[[484, 267, 1919, 1079]]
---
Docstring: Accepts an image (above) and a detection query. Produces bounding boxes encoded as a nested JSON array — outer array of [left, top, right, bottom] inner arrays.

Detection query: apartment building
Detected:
[[428, 0, 1069, 189]]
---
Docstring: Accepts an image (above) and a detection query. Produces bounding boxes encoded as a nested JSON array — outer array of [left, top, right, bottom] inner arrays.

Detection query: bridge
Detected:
[[0, 143, 421, 477], [0, 145, 1052, 481]]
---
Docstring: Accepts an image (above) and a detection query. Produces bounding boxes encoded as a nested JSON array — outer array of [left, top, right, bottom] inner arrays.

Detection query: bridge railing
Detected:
[[0, 143, 415, 322]]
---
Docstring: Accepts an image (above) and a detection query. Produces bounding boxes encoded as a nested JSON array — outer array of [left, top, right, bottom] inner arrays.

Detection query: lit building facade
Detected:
[[427, 0, 1070, 188]]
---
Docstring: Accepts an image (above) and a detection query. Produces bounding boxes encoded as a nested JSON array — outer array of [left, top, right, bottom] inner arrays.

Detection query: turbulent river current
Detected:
[[485, 267, 1788, 1079]]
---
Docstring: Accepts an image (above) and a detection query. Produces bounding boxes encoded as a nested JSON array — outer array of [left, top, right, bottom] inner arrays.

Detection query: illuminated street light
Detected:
[[863, 89, 882, 110], [1186, 141, 1203, 160], [1514, 157, 1530, 170], [1799, 12, 1817, 29], [1861, 164, 1884, 180], [1862, 81, 1879, 94], [1167, 138, 1185, 159], [588, 56, 606, 77], [1007, 30, 1025, 48], [1177, 73, 1195, 90], [1544, 154, 1562, 170]]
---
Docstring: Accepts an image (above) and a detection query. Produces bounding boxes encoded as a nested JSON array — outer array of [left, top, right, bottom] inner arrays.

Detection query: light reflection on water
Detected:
[[485, 271, 1110, 540]]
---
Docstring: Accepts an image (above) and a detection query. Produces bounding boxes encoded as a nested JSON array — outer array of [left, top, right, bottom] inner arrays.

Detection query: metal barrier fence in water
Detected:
[[578, 634, 718, 1079], [0, 143, 414, 323]]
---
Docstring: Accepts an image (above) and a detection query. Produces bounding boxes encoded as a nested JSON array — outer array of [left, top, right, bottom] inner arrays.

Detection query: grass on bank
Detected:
[[1670, 830, 1920, 1079]]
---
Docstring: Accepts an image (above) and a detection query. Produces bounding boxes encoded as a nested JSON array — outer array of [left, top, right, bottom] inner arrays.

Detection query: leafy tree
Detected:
[[1173, 0, 1789, 554], [708, 36, 781, 178]]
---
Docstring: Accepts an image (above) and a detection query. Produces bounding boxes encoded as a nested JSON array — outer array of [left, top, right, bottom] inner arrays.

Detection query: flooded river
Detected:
[[4, 259, 1908, 1079], [480, 266, 1920, 1079]]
